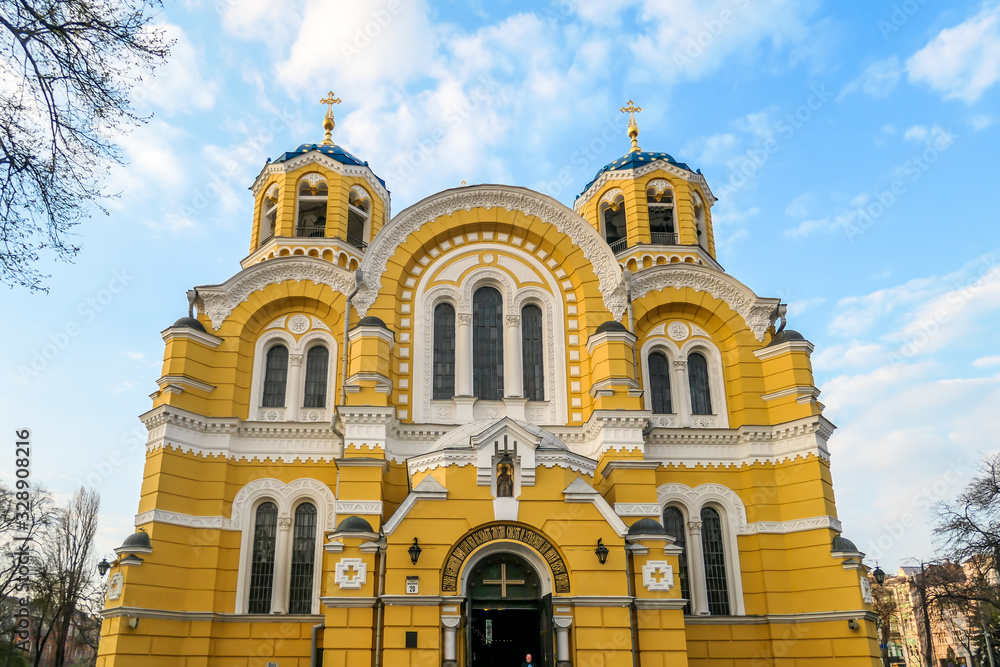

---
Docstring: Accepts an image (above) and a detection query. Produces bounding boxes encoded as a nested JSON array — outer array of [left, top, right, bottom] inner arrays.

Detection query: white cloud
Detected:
[[907, 4, 1000, 103], [973, 355, 1000, 368], [134, 24, 217, 115], [903, 125, 928, 142], [784, 192, 816, 219], [818, 256, 1000, 565], [108, 119, 188, 200], [839, 56, 902, 100], [971, 113, 995, 131], [783, 217, 833, 239]]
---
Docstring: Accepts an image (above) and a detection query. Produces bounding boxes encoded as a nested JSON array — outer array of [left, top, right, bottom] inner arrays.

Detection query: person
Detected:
[[520, 653, 534, 667]]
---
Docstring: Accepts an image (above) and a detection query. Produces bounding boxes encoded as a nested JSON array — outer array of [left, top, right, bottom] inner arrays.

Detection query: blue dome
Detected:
[[272, 143, 387, 189], [582, 151, 696, 195]]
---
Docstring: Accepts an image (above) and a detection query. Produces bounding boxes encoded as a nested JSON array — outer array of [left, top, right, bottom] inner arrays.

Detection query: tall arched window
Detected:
[[688, 352, 713, 415], [693, 192, 707, 248], [296, 178, 328, 238], [648, 351, 673, 414], [701, 506, 730, 615], [663, 506, 690, 614], [303, 346, 329, 408], [647, 188, 675, 245], [288, 503, 317, 614], [248, 502, 278, 613], [433, 303, 456, 400], [521, 304, 544, 401], [260, 187, 278, 246], [347, 188, 370, 250], [601, 194, 627, 252], [473, 287, 504, 401], [262, 345, 289, 408]]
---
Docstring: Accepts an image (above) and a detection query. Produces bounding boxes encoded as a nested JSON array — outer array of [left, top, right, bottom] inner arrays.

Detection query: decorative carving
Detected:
[[441, 523, 570, 593], [289, 353, 304, 367], [642, 561, 674, 591], [289, 315, 310, 334], [106, 573, 124, 600], [230, 478, 337, 531], [599, 188, 625, 209], [457, 313, 473, 326], [648, 415, 677, 428], [334, 558, 367, 589], [335, 501, 383, 515], [301, 173, 326, 187], [577, 160, 714, 213], [355, 187, 624, 319], [646, 179, 671, 196], [667, 322, 689, 341], [350, 185, 371, 203], [629, 265, 779, 341], [614, 503, 661, 516], [278, 516, 292, 529], [197, 258, 355, 330], [505, 314, 521, 327], [860, 576, 873, 605]]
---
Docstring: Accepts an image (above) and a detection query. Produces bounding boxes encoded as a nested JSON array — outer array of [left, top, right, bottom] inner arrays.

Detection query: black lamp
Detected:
[[873, 564, 886, 585], [408, 538, 422, 565], [595, 539, 609, 565], [97, 558, 111, 577]]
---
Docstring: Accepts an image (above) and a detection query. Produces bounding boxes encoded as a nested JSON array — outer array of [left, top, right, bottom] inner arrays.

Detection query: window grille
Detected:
[[648, 351, 673, 414], [262, 345, 288, 408], [688, 352, 713, 415], [433, 303, 456, 400], [248, 502, 278, 613], [521, 304, 545, 401], [473, 287, 504, 400], [701, 506, 730, 615], [288, 503, 317, 614], [303, 346, 328, 408]]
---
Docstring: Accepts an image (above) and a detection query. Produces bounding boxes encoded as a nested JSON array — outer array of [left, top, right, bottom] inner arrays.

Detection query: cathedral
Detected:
[[97, 96, 881, 666]]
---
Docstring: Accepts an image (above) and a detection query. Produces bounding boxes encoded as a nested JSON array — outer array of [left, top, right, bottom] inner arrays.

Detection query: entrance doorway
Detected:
[[465, 553, 553, 667]]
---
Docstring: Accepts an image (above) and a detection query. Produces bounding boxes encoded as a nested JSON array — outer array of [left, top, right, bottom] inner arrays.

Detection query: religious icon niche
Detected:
[[495, 436, 517, 498]]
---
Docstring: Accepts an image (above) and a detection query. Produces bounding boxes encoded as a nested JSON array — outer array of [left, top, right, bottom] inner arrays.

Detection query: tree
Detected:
[[0, 0, 171, 291], [30, 487, 99, 667]]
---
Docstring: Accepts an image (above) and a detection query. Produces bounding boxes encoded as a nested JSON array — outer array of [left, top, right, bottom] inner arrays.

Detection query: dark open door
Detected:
[[463, 596, 472, 667], [541, 593, 554, 667]]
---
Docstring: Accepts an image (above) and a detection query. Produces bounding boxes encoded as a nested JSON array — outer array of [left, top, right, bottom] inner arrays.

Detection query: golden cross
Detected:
[[621, 99, 642, 127], [320, 91, 342, 145], [320, 91, 342, 118], [482, 563, 525, 598]]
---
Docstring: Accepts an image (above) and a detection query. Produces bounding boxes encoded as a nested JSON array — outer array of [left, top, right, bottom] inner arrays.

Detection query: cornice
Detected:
[[100, 606, 322, 622], [754, 339, 816, 360], [160, 326, 223, 348], [356, 185, 626, 319], [250, 151, 390, 211]]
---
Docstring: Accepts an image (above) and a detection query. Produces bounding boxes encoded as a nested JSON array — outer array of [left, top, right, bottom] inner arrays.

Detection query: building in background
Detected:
[[96, 98, 881, 666]]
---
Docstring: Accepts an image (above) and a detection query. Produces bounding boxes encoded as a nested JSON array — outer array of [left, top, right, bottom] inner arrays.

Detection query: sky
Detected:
[[2, 0, 1000, 573]]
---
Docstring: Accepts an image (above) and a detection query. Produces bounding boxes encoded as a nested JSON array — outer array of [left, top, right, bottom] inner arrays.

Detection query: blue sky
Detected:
[[3, 0, 1000, 571]]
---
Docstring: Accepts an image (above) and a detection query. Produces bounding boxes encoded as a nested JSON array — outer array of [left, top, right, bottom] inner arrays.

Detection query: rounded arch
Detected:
[[442, 522, 571, 596], [355, 185, 625, 319]]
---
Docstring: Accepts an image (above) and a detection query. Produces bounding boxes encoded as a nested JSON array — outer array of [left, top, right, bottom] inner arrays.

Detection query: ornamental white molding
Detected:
[[860, 576, 873, 605], [106, 573, 124, 601], [335, 501, 383, 516], [642, 561, 674, 591], [356, 185, 626, 319], [599, 188, 625, 208], [230, 477, 337, 531], [614, 503, 662, 517], [646, 179, 672, 196], [629, 265, 780, 341], [334, 558, 368, 589], [350, 184, 371, 202], [141, 405, 343, 463], [575, 160, 715, 211], [196, 257, 356, 330], [135, 509, 227, 530], [251, 151, 391, 211], [644, 414, 836, 468]]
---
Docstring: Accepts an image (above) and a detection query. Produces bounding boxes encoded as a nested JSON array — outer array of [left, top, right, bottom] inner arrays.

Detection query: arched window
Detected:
[[648, 351, 673, 414], [473, 287, 504, 401], [347, 188, 371, 250], [601, 194, 627, 252], [433, 303, 456, 400], [296, 178, 328, 238], [260, 187, 278, 246], [663, 506, 690, 614], [700, 507, 730, 615], [288, 503, 317, 614], [303, 346, 329, 408], [693, 192, 707, 248], [521, 304, 544, 401], [647, 187, 675, 245], [248, 501, 278, 614], [688, 352, 713, 415], [262, 345, 289, 408]]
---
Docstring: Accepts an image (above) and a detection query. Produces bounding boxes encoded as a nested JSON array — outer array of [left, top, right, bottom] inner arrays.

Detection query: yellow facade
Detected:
[[98, 113, 880, 666]]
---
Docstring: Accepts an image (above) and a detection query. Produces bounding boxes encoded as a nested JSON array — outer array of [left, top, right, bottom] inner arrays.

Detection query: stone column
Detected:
[[687, 519, 710, 615], [504, 314, 522, 398], [441, 616, 461, 667], [455, 313, 473, 396], [270, 515, 293, 613], [672, 359, 690, 428], [287, 353, 304, 421], [554, 616, 573, 667]]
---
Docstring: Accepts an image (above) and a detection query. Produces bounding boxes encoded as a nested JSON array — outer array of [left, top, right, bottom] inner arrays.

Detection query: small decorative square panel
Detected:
[[642, 560, 674, 591], [334, 557, 367, 590]]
